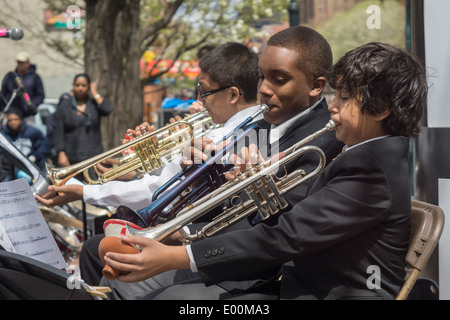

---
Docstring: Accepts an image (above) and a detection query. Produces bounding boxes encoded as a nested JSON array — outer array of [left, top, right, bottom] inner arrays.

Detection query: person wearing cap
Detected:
[[0, 51, 45, 118], [1, 107, 51, 174]]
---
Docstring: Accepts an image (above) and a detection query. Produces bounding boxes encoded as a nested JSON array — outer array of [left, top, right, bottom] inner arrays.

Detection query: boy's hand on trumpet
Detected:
[[225, 144, 285, 181], [180, 137, 215, 168], [180, 137, 230, 169], [189, 100, 204, 114], [127, 122, 155, 139]]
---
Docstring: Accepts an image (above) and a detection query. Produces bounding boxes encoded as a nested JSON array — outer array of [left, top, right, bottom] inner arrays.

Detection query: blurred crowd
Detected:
[[0, 51, 112, 183]]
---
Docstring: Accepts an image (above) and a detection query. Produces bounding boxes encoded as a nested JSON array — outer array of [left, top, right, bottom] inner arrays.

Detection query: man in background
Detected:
[[1, 108, 50, 174], [0, 51, 45, 119]]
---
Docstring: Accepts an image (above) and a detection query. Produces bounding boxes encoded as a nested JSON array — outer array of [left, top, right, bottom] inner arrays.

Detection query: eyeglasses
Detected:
[[197, 84, 231, 102]]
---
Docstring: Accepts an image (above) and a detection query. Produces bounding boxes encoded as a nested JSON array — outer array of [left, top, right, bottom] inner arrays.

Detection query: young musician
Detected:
[[99, 26, 347, 299]]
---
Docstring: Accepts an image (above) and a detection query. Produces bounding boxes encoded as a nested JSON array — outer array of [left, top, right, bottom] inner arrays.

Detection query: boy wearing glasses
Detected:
[[36, 42, 262, 211], [36, 42, 264, 285]]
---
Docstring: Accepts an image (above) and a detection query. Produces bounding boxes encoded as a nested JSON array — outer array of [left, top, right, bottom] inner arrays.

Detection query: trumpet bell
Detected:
[[115, 205, 148, 229]]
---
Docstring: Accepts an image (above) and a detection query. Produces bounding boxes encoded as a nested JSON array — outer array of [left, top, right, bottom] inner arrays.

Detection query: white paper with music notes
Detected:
[[0, 178, 66, 269]]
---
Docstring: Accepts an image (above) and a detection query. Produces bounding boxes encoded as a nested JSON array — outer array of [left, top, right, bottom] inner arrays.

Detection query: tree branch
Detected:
[[138, 0, 184, 45]]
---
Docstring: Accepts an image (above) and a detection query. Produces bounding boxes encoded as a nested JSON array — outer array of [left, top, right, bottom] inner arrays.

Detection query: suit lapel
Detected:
[[244, 99, 331, 157]]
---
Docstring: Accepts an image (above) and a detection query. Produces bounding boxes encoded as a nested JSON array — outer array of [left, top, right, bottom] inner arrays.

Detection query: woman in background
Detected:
[[54, 73, 112, 175]]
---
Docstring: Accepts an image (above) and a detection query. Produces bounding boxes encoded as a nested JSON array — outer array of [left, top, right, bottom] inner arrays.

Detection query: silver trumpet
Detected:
[[126, 120, 336, 244]]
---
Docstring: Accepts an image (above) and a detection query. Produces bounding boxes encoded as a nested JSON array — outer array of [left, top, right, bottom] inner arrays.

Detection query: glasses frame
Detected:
[[197, 84, 231, 102]]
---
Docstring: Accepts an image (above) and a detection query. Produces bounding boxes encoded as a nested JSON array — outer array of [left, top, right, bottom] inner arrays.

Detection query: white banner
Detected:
[[424, 0, 450, 128], [439, 179, 450, 299]]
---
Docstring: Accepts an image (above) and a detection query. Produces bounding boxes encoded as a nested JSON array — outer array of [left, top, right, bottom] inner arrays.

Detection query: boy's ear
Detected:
[[230, 86, 241, 104], [310, 77, 326, 98], [374, 109, 391, 121]]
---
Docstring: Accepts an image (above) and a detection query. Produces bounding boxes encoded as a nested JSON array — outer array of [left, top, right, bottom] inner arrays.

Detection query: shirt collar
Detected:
[[223, 105, 262, 129], [206, 105, 262, 143], [270, 97, 324, 144], [343, 135, 392, 152]]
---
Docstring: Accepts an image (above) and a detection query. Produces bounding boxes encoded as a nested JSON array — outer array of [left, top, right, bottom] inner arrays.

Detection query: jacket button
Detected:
[[204, 250, 211, 258], [211, 249, 218, 256], [218, 247, 225, 255]]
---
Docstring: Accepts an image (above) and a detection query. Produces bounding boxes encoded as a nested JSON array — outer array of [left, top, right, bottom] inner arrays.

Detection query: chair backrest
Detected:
[[396, 199, 445, 300], [406, 200, 445, 271]]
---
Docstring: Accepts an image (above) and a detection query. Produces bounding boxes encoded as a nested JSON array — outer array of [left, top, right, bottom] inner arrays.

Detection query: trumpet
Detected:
[[115, 104, 269, 227], [47, 110, 216, 186], [125, 120, 336, 243]]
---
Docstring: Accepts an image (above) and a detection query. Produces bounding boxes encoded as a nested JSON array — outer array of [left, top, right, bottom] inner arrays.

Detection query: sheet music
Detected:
[[0, 178, 66, 269]]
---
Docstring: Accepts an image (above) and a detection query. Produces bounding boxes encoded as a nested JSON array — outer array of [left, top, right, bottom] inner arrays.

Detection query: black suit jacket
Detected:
[[191, 136, 411, 300]]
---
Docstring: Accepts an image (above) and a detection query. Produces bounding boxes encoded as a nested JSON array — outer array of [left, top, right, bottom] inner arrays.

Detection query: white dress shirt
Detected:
[[269, 97, 324, 144]]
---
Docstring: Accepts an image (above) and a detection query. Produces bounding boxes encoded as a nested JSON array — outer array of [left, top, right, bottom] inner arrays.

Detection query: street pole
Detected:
[[288, 0, 300, 26]]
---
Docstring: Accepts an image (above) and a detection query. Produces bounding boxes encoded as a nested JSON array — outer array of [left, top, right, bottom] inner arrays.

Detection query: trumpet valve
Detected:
[[245, 166, 255, 175]]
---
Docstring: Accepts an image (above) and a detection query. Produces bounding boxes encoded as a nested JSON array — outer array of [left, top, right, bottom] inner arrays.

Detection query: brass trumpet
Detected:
[[126, 120, 336, 243], [47, 110, 216, 186]]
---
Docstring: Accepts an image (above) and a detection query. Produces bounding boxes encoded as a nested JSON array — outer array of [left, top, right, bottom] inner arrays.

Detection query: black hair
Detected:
[[199, 42, 259, 102], [267, 26, 333, 82], [197, 45, 216, 59], [73, 73, 91, 85], [6, 107, 23, 118], [329, 42, 428, 137]]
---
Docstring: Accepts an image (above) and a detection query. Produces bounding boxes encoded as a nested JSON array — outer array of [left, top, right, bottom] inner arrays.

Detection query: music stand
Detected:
[[0, 249, 94, 300], [0, 87, 20, 123]]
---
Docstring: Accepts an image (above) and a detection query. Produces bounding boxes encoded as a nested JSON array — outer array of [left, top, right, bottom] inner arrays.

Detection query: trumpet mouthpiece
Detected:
[[327, 120, 336, 130], [260, 104, 269, 113]]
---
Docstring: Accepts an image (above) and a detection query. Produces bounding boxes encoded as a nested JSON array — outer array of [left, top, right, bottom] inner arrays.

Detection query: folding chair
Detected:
[[396, 199, 445, 300]]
